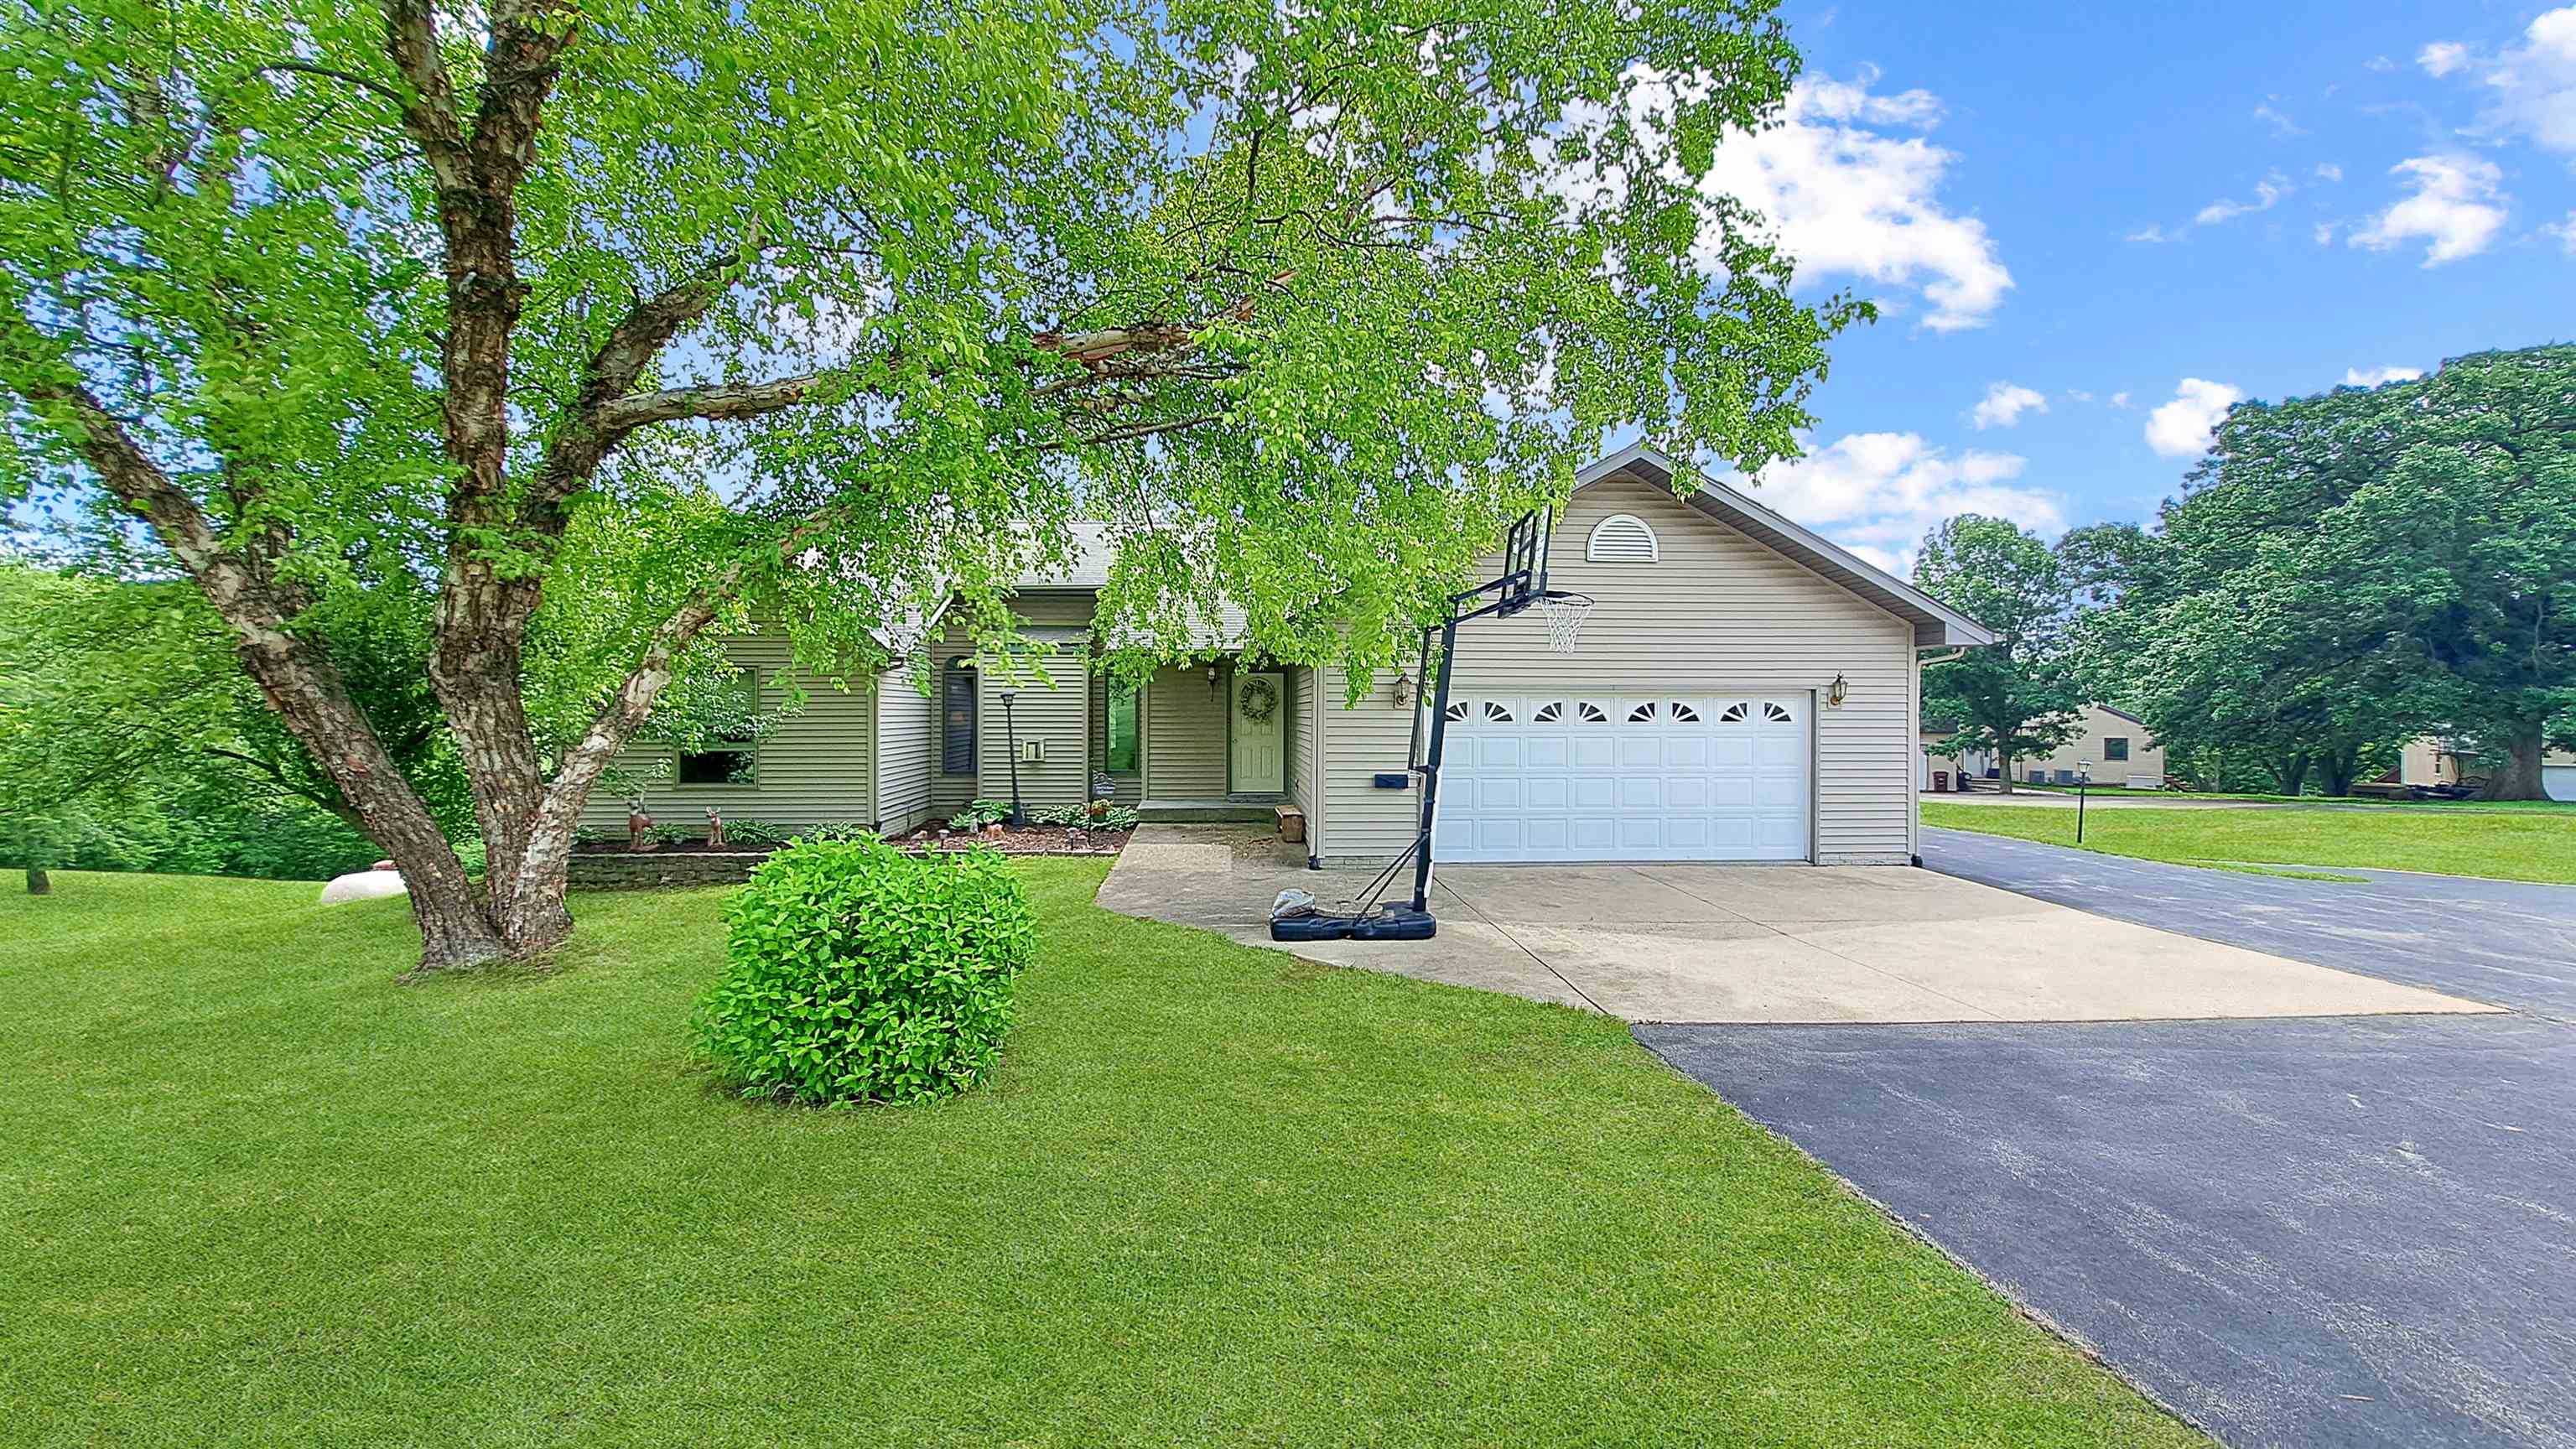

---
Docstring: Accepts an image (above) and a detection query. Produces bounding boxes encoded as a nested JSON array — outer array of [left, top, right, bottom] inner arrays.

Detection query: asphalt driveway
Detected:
[[1645, 834, 2576, 1448], [1922, 827, 2576, 1018]]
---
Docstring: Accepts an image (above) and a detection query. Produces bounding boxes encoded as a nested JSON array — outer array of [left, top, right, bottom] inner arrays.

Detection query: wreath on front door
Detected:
[[1238, 676, 1280, 725]]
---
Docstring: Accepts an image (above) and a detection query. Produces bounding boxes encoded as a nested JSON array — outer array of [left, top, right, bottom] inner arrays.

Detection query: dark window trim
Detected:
[[2103, 735, 2132, 762], [1101, 673, 1142, 776], [942, 658, 979, 775], [675, 666, 761, 787]]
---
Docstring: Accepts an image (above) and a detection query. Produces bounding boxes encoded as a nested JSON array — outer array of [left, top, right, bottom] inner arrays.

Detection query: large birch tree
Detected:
[[1, 0, 1856, 970]]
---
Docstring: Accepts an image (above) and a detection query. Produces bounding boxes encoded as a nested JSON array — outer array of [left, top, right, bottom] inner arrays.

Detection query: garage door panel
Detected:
[[1435, 683, 1812, 864]]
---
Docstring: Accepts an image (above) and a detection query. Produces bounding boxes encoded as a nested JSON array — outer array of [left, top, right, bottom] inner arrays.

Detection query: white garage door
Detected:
[[1431, 693, 1811, 863]]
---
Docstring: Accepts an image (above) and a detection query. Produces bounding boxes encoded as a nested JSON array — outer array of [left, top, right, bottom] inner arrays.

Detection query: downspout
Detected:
[[1306, 667, 1323, 870]]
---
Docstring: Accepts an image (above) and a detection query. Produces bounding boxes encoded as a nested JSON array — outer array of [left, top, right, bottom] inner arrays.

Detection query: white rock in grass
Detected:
[[319, 869, 407, 904]]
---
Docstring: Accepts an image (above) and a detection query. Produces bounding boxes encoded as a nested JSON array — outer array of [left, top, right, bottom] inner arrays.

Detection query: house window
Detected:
[[676, 667, 757, 785], [2104, 736, 2131, 762], [1104, 676, 1140, 773], [942, 660, 977, 773]]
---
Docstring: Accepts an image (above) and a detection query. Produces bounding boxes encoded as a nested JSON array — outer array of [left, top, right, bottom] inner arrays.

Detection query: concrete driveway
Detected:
[[1096, 826, 2490, 1024], [1646, 833, 2576, 1448]]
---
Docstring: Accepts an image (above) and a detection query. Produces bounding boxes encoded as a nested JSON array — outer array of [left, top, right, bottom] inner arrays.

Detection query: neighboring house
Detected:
[[2012, 704, 2164, 789], [585, 444, 1996, 866], [2397, 736, 2576, 801]]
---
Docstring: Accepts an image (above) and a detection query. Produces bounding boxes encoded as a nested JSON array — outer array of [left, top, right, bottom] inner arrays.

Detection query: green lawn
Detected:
[[0, 869, 2199, 1448], [1926, 800, 2576, 884]]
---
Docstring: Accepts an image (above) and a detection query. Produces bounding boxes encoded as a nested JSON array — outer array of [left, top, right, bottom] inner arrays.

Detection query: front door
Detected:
[[1229, 670, 1286, 794]]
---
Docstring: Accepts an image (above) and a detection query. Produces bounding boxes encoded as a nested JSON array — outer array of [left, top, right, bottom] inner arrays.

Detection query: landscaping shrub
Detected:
[[693, 834, 1036, 1105], [721, 818, 791, 848], [947, 799, 1010, 831]]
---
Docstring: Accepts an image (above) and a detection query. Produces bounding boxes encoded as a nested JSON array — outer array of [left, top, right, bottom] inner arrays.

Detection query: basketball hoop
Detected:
[[1536, 591, 1594, 653]]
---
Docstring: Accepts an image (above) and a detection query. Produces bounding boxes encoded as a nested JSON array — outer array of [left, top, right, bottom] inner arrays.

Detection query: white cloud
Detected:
[[1970, 381, 2049, 430], [2314, 221, 2339, 244], [2194, 172, 2292, 226], [2366, 55, 2397, 73], [2314, 162, 2344, 182], [2126, 224, 2168, 243], [2343, 365, 2425, 386], [2480, 6, 2576, 154], [2110, 391, 2133, 408], [2350, 154, 2508, 265], [2065, 388, 2096, 403], [2145, 378, 2244, 459], [2254, 102, 2304, 136], [2545, 211, 2576, 252], [1689, 67, 2013, 330], [2418, 40, 2470, 77], [1735, 432, 2061, 573]]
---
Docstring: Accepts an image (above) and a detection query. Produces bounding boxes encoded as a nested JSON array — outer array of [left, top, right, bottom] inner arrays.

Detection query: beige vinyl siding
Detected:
[[1286, 666, 1320, 834], [979, 643, 1088, 813], [874, 667, 937, 834], [577, 633, 875, 834], [928, 592, 1097, 813], [1313, 666, 1420, 865], [1144, 664, 1228, 799], [1315, 472, 1916, 865]]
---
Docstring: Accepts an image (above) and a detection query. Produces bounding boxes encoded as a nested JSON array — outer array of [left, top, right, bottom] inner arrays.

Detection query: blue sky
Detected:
[[1716, 0, 2576, 572]]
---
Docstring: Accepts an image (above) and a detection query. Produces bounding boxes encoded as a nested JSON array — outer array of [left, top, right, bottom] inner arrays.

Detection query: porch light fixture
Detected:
[[1392, 671, 1414, 709], [1826, 673, 1849, 709], [1206, 661, 1223, 701]]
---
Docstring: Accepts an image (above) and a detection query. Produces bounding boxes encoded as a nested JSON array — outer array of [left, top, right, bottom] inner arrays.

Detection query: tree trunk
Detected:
[[1995, 750, 2015, 794], [2269, 751, 2310, 797], [2319, 746, 2360, 799], [2480, 724, 2548, 801], [25, 867, 50, 896]]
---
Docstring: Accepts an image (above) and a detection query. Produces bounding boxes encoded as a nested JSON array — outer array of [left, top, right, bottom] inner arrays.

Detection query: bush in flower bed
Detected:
[[692, 833, 1036, 1106]]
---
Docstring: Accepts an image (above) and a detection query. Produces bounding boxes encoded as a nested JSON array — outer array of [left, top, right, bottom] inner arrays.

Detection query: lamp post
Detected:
[[2076, 758, 2092, 845], [1000, 690, 1026, 827]]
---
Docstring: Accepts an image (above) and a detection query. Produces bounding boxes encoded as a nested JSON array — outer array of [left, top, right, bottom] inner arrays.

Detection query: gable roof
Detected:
[[2093, 703, 2146, 726], [1574, 443, 1999, 648]]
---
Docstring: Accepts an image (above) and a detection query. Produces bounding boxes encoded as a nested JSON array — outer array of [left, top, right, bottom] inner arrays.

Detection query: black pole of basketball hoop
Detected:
[[1407, 508, 1557, 915]]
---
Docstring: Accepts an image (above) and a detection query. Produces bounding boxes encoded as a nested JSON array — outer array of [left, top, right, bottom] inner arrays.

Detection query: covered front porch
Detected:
[[1136, 657, 1305, 825]]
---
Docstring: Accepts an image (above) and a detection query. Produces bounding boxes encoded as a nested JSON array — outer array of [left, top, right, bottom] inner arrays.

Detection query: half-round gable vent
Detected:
[[1585, 512, 1660, 564]]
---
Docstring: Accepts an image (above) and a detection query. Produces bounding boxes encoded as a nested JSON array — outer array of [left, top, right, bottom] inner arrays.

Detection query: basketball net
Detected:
[[1536, 592, 1594, 654]]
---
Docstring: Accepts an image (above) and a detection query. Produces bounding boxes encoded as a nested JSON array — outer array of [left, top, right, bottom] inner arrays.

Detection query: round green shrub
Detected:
[[692, 834, 1036, 1105]]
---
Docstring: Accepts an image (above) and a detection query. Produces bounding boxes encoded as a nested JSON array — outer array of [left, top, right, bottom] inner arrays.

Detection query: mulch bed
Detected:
[[886, 824, 1133, 857], [574, 826, 1133, 859]]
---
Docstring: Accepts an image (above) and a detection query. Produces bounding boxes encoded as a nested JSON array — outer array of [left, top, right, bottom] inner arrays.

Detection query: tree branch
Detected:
[[527, 252, 747, 506], [377, 0, 471, 191], [589, 373, 825, 436]]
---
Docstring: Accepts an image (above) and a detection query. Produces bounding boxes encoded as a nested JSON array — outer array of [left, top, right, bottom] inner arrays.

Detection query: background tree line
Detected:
[[1918, 343, 2574, 801]]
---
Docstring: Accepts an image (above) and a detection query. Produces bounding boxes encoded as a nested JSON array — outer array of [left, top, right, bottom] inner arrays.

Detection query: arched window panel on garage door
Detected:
[[1430, 687, 1810, 863]]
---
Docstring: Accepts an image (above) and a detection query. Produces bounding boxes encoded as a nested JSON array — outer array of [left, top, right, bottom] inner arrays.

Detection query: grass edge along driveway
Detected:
[[2, 868, 2203, 1448], [1924, 799, 2576, 886]]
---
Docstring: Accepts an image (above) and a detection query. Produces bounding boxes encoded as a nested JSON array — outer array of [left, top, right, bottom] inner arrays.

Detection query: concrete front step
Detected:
[[1139, 797, 1287, 823]]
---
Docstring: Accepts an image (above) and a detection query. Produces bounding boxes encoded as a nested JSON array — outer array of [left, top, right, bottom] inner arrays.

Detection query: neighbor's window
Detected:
[[2103, 736, 2131, 762], [677, 667, 758, 785], [1105, 676, 1140, 773], [943, 659, 978, 774]]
